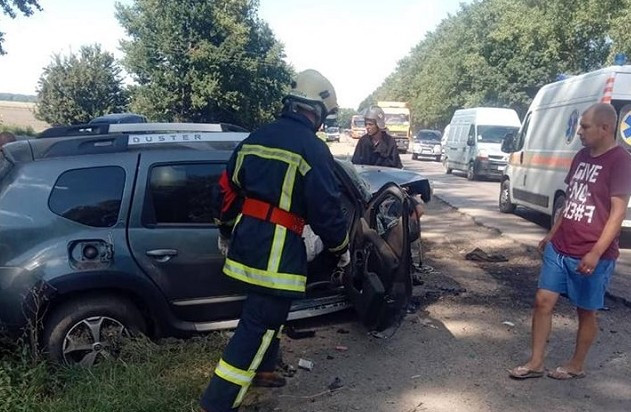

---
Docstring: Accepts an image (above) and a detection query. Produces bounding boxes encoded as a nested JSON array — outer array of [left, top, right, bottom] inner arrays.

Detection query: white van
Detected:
[[500, 65, 631, 230], [443, 108, 521, 180]]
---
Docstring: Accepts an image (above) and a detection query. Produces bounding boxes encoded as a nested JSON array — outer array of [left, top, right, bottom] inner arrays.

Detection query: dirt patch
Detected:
[[240, 197, 631, 412]]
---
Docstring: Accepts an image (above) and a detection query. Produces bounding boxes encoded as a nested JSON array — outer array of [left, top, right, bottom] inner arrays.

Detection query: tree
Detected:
[[36, 45, 128, 125], [116, 0, 292, 129], [336, 108, 357, 129], [0, 0, 41, 54]]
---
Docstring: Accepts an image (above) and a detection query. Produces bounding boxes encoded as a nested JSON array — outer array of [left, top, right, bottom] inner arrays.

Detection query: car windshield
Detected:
[[477, 126, 519, 144], [415, 131, 441, 141], [352, 118, 365, 127], [335, 159, 371, 203], [384, 113, 410, 126], [327, 127, 339, 133]]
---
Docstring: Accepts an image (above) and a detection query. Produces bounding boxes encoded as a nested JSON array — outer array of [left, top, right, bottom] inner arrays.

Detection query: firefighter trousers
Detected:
[[200, 292, 292, 412]]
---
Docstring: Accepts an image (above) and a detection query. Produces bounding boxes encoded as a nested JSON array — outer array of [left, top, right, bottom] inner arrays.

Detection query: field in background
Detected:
[[0, 101, 49, 133]]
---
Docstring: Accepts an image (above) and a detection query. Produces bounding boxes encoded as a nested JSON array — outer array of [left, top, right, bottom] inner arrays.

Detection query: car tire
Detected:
[[551, 193, 566, 228], [467, 162, 477, 181], [499, 179, 517, 213], [412, 153, 418, 160], [43, 294, 147, 366], [435, 155, 441, 162]]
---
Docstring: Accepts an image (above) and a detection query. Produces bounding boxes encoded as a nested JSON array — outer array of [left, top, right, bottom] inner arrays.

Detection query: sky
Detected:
[[0, 0, 469, 109]]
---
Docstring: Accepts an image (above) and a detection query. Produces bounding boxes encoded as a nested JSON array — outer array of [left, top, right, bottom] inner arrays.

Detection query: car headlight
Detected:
[[413, 143, 421, 151], [433, 144, 441, 153], [477, 149, 489, 159]]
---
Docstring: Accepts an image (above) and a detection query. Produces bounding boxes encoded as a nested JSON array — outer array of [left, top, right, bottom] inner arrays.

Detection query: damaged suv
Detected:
[[0, 123, 431, 365]]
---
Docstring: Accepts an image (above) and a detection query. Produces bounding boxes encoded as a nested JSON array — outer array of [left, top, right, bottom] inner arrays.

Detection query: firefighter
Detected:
[[200, 69, 351, 412], [351, 106, 403, 168]]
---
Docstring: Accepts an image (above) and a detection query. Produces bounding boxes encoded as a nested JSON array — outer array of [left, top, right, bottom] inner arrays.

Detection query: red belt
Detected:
[[242, 198, 305, 235]]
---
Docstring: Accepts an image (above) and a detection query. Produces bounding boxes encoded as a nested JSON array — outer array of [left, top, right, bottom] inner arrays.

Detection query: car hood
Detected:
[[354, 165, 431, 202]]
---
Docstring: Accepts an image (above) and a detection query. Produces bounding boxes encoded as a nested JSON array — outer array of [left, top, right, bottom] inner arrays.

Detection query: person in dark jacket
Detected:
[[200, 69, 350, 412], [351, 106, 403, 168]]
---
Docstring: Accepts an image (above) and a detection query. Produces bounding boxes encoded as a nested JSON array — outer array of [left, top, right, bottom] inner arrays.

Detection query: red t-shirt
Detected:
[[552, 145, 631, 260]]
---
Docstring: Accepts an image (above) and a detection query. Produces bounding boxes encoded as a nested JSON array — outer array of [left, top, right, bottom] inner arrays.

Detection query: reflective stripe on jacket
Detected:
[[219, 112, 349, 298]]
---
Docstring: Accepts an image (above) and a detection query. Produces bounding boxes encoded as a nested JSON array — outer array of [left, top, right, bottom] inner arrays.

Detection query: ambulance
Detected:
[[500, 65, 631, 230]]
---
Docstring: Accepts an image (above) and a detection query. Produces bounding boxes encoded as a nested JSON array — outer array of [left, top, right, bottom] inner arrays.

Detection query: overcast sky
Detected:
[[0, 0, 469, 108]]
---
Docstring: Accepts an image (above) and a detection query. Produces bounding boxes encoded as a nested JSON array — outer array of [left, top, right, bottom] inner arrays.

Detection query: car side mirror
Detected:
[[501, 132, 516, 153], [466, 136, 475, 146]]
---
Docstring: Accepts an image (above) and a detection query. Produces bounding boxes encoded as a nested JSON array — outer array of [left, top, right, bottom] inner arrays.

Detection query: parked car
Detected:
[[411, 129, 442, 161], [325, 126, 341, 142], [0, 123, 431, 366]]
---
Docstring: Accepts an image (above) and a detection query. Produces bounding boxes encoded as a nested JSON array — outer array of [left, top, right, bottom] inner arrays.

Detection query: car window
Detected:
[[477, 125, 520, 144], [145, 163, 225, 225], [416, 131, 441, 141], [49, 166, 126, 227], [0, 151, 12, 182]]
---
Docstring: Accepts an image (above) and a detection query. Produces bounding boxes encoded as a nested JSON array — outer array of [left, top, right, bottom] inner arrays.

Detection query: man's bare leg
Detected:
[[521, 289, 560, 371], [563, 308, 598, 373]]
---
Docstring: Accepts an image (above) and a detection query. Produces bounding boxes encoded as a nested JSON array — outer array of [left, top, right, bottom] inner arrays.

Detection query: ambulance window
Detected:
[[516, 113, 532, 151]]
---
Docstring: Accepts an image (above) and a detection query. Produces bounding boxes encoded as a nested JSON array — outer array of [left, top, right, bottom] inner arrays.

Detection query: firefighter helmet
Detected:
[[283, 69, 338, 128], [364, 106, 386, 129]]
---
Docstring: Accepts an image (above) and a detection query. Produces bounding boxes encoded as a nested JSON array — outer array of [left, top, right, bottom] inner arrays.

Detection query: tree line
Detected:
[[5, 0, 292, 129], [360, 0, 631, 131]]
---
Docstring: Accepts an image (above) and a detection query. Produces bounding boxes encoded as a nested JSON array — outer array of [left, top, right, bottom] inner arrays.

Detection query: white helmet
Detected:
[[283, 69, 338, 129], [364, 106, 386, 129]]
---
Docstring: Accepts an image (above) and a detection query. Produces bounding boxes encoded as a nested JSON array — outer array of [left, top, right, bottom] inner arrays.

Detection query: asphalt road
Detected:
[[402, 154, 631, 307]]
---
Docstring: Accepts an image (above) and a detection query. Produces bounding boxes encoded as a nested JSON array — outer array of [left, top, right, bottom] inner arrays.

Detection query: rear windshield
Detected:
[[476, 126, 519, 144], [0, 150, 12, 181]]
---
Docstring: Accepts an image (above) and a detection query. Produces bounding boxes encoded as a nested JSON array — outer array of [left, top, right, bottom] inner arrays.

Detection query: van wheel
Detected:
[[443, 158, 452, 174], [551, 194, 566, 228], [499, 180, 516, 213], [467, 162, 477, 181], [43, 295, 147, 366]]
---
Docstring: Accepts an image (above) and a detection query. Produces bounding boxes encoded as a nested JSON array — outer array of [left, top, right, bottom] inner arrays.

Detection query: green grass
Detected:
[[0, 124, 37, 137], [0, 335, 225, 412]]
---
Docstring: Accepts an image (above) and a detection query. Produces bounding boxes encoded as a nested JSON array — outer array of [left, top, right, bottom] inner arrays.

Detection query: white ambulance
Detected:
[[500, 65, 631, 230]]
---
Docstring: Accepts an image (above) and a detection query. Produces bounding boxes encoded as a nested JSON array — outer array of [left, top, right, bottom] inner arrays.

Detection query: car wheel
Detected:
[[412, 153, 418, 160], [43, 294, 147, 366], [499, 179, 517, 213], [551, 193, 566, 228], [467, 162, 477, 181], [435, 155, 441, 162]]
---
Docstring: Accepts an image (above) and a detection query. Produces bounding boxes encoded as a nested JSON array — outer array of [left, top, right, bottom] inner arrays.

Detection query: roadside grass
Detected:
[[0, 124, 37, 137], [0, 334, 226, 412]]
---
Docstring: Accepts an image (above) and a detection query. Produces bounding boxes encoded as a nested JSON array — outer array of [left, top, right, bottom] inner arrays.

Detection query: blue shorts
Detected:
[[539, 243, 615, 311]]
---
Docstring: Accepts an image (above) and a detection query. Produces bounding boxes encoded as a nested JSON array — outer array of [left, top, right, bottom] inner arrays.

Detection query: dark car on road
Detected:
[[0, 123, 431, 366], [411, 129, 443, 161]]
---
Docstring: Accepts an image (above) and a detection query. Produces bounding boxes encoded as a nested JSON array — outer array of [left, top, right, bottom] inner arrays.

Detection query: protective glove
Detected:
[[337, 250, 351, 268], [218, 235, 230, 257], [302, 225, 324, 262]]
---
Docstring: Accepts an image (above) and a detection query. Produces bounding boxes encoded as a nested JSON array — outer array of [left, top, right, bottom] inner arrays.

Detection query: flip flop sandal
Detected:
[[547, 366, 586, 380], [508, 366, 545, 379]]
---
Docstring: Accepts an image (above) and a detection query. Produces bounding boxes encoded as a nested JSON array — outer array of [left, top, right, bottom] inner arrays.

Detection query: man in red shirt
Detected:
[[509, 103, 631, 380]]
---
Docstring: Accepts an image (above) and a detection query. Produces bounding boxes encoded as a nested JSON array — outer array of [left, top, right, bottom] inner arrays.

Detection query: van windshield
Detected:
[[477, 126, 519, 144], [385, 113, 410, 126]]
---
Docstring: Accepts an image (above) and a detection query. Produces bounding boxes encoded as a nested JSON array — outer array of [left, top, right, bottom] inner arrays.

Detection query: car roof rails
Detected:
[[38, 122, 249, 139]]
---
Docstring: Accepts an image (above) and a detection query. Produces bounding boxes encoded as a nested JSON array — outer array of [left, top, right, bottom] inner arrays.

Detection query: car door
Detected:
[[128, 150, 246, 324], [343, 183, 412, 331]]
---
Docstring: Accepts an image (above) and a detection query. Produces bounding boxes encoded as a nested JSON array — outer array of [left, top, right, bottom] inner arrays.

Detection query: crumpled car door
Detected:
[[343, 183, 413, 331]]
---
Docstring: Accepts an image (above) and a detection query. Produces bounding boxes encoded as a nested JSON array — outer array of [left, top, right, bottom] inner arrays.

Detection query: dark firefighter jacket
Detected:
[[218, 112, 349, 298], [351, 132, 403, 168]]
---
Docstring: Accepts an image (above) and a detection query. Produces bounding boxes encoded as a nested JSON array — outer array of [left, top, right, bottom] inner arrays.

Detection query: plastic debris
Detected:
[[335, 345, 348, 351], [502, 321, 515, 327], [298, 358, 314, 371]]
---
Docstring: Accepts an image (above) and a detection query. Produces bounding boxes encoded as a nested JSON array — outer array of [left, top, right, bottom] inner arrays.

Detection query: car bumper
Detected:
[[395, 139, 409, 151], [476, 160, 506, 177]]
